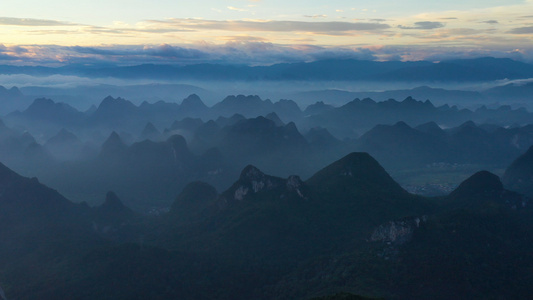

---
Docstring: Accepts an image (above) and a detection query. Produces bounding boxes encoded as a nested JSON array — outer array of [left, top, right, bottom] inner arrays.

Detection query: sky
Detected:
[[0, 0, 533, 65]]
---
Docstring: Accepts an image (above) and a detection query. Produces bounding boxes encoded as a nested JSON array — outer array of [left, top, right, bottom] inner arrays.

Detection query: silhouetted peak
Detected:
[[361, 98, 376, 105], [307, 152, 406, 195], [25, 98, 55, 114], [31, 97, 54, 107], [394, 121, 411, 129], [240, 165, 266, 182], [101, 95, 116, 103], [476, 105, 488, 112], [0, 162, 73, 211], [100, 191, 128, 212], [459, 120, 477, 129], [402, 96, 416, 103], [0, 161, 21, 183], [265, 112, 284, 126], [98, 96, 135, 110], [203, 119, 219, 128], [106, 131, 122, 143], [450, 171, 503, 199], [183, 93, 201, 102], [335, 152, 383, 173], [141, 122, 160, 137], [274, 99, 301, 111], [304, 101, 334, 115], [415, 121, 444, 134], [47, 128, 80, 144], [6, 86, 22, 97], [21, 131, 36, 142], [284, 121, 299, 133], [181, 94, 207, 110], [502, 145, 533, 197], [101, 131, 126, 155], [453, 121, 486, 136], [221, 94, 263, 105]]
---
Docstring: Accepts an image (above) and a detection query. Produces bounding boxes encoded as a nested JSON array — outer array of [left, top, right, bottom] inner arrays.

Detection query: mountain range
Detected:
[[4, 98, 533, 210], [0, 150, 531, 299], [5, 92, 533, 143], [1, 57, 533, 82]]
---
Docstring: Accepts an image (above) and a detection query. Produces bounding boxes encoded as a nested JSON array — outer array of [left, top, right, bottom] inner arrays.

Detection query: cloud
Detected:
[[308, 47, 377, 61], [25, 29, 83, 35], [0, 42, 379, 66], [217, 35, 268, 42], [143, 44, 207, 59], [0, 53, 19, 61], [509, 26, 533, 34], [65, 44, 208, 61], [0, 17, 77, 26], [227, 6, 248, 12], [146, 18, 390, 34], [5, 46, 29, 54], [3, 42, 533, 67], [398, 21, 445, 30], [481, 20, 499, 24], [82, 26, 193, 35], [68, 46, 129, 56], [304, 15, 328, 19]]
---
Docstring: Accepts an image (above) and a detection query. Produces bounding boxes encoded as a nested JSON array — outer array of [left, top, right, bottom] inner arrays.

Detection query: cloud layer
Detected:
[[0, 0, 532, 65], [1, 42, 533, 67]]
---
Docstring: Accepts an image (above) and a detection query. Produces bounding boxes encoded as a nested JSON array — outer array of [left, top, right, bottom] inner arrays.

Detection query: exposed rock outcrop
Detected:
[[371, 216, 427, 245]]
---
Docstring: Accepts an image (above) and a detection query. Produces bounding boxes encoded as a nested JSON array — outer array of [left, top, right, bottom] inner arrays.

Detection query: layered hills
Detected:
[[0, 151, 531, 299], [4, 95, 533, 209], [2, 57, 533, 82]]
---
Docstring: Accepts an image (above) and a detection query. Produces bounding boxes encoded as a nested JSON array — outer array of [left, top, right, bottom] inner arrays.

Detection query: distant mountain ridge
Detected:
[[1, 57, 533, 82], [6, 92, 533, 142]]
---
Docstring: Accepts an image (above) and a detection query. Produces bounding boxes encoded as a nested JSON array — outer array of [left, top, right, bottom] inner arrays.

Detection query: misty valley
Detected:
[[1, 67, 533, 300]]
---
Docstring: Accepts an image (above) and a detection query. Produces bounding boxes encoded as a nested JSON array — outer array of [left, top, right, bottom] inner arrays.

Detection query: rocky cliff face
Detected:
[[371, 216, 427, 245], [218, 165, 308, 208]]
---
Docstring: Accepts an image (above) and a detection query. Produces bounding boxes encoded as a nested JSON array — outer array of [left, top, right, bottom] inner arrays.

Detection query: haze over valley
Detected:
[[2, 0, 533, 299]]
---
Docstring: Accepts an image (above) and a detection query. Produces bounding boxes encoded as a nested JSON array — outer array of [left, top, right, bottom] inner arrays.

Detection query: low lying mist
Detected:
[[3, 73, 531, 111]]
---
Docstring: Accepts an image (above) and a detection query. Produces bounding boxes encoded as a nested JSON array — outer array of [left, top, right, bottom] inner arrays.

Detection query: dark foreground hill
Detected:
[[502, 145, 533, 197], [0, 152, 532, 299]]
